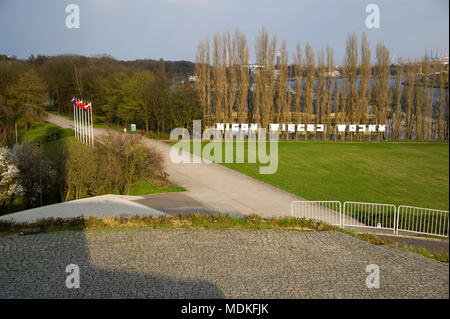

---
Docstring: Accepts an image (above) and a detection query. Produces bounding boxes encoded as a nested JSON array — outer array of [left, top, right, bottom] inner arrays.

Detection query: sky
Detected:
[[0, 0, 448, 64]]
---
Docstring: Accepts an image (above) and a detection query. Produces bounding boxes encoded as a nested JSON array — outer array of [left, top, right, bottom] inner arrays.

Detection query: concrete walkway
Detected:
[[0, 195, 166, 223], [45, 114, 311, 219]]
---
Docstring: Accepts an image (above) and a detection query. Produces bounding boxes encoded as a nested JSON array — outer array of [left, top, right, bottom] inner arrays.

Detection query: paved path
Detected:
[[135, 192, 216, 215], [46, 114, 325, 220], [0, 195, 166, 223], [0, 229, 447, 298], [377, 233, 449, 255]]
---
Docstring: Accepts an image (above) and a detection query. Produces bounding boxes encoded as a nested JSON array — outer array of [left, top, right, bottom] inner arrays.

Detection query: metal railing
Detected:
[[396, 206, 449, 237], [291, 201, 342, 226], [290, 200, 449, 238], [342, 202, 397, 232]]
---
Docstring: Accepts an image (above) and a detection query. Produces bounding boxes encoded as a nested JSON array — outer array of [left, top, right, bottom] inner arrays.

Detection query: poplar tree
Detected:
[[212, 33, 226, 123], [359, 33, 371, 139], [254, 27, 277, 130], [317, 49, 326, 139], [373, 41, 391, 139], [194, 40, 209, 124], [224, 31, 237, 123], [235, 29, 249, 124], [343, 33, 358, 125], [437, 64, 446, 140], [293, 42, 302, 138], [304, 43, 315, 139], [414, 61, 424, 140], [276, 40, 291, 129], [404, 63, 415, 140], [394, 61, 404, 139], [325, 45, 335, 139]]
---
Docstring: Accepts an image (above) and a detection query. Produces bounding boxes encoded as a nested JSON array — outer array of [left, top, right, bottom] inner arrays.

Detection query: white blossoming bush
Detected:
[[0, 147, 24, 205], [8, 144, 57, 208]]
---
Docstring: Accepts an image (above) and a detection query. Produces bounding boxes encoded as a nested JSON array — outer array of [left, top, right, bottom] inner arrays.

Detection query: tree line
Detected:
[[0, 54, 199, 146], [195, 27, 449, 140]]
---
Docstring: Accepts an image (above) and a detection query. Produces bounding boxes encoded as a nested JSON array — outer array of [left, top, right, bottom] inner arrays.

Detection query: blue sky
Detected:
[[0, 0, 448, 63]]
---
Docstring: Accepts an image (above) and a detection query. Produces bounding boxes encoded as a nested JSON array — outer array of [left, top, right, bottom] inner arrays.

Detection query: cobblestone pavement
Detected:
[[0, 229, 448, 299]]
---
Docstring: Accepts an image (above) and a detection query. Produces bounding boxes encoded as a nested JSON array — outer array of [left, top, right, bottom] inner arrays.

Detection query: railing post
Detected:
[[393, 206, 397, 235]]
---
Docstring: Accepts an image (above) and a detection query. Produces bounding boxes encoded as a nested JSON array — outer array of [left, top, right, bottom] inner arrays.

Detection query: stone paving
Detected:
[[0, 229, 448, 299]]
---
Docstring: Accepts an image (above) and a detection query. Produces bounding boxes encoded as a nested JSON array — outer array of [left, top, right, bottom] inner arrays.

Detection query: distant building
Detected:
[[248, 64, 263, 76], [188, 75, 198, 82]]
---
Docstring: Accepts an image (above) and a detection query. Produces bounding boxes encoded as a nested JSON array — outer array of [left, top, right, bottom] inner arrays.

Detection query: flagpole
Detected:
[[85, 106, 88, 145], [74, 99, 77, 139], [81, 102, 84, 144], [85, 104, 88, 145], [86, 104, 91, 146], [90, 104, 94, 147], [73, 100, 76, 139], [78, 101, 82, 141], [79, 101, 82, 142], [83, 107, 86, 144], [76, 100, 80, 140]]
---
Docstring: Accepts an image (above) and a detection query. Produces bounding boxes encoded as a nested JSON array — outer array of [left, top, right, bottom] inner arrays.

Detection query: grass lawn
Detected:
[[125, 179, 185, 196], [20, 119, 73, 144], [174, 140, 449, 210]]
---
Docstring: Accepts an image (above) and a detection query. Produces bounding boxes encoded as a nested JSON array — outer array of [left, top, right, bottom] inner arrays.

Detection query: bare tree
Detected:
[[325, 45, 335, 139], [437, 64, 446, 140], [414, 60, 424, 140], [422, 56, 434, 140], [316, 49, 326, 139], [334, 70, 341, 140], [373, 41, 391, 139], [254, 27, 277, 130], [304, 43, 315, 140], [276, 40, 292, 135], [194, 39, 210, 125], [359, 33, 371, 139], [235, 29, 249, 124], [343, 33, 358, 125], [404, 63, 415, 139], [394, 60, 404, 139], [293, 41, 302, 138], [212, 33, 226, 123], [224, 31, 237, 123]]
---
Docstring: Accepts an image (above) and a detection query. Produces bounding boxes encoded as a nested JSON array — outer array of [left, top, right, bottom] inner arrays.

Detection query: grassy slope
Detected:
[[176, 141, 449, 210], [20, 120, 73, 144], [21, 120, 185, 197]]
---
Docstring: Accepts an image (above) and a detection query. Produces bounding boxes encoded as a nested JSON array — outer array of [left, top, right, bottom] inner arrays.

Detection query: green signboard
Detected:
[[131, 124, 136, 132]]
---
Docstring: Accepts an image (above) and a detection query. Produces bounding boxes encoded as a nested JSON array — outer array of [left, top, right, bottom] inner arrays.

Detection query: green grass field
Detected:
[[175, 141, 449, 210], [20, 120, 73, 144]]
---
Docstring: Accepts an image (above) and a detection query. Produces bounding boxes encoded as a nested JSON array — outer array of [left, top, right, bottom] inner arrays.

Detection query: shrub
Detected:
[[8, 143, 57, 207], [97, 133, 163, 195], [0, 147, 24, 209]]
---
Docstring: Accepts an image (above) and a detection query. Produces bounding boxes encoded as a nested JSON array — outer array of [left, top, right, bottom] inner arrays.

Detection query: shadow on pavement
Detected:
[[0, 229, 225, 299]]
